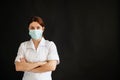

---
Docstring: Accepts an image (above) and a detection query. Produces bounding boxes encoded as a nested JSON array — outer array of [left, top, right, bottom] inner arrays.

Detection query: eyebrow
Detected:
[[30, 26, 41, 27]]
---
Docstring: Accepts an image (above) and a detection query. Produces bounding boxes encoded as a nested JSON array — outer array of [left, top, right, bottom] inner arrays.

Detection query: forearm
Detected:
[[15, 61, 46, 71], [30, 65, 52, 73], [30, 60, 57, 73]]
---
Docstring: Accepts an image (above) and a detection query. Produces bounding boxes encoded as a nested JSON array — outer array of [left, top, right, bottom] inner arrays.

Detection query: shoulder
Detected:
[[19, 40, 30, 47], [44, 39, 57, 48], [45, 39, 55, 44], [45, 39, 54, 44]]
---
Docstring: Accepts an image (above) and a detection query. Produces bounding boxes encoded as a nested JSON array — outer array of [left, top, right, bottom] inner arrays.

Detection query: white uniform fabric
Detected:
[[15, 37, 60, 80]]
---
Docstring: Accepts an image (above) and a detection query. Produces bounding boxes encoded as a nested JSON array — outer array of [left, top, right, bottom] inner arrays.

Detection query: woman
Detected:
[[14, 16, 60, 80]]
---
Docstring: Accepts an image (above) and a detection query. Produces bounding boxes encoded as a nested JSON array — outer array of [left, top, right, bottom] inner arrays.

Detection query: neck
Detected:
[[32, 38, 42, 50], [32, 38, 41, 44]]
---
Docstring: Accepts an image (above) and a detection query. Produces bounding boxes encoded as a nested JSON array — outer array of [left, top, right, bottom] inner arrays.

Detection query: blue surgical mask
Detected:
[[29, 29, 43, 40]]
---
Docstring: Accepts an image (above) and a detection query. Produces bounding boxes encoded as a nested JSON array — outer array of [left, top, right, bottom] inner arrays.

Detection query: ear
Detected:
[[42, 27, 45, 31]]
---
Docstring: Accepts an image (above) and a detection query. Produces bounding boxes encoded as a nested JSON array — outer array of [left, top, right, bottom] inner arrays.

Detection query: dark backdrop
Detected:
[[0, 0, 119, 80]]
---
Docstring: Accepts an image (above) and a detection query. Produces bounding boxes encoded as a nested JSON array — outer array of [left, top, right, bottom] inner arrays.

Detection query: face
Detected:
[[29, 21, 44, 31]]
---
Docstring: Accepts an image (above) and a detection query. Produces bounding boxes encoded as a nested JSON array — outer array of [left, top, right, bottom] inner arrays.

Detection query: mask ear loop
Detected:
[[41, 26, 45, 38]]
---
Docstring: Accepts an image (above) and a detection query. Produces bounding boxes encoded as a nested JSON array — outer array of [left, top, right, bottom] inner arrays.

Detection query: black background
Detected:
[[0, 0, 119, 80]]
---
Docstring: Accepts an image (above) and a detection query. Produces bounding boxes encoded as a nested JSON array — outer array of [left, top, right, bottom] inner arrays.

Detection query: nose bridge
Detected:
[[35, 28, 37, 30], [34, 27, 37, 30]]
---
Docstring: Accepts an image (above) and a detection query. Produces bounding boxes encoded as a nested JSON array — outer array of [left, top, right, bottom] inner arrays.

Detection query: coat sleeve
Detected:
[[47, 41, 60, 65], [14, 42, 25, 63]]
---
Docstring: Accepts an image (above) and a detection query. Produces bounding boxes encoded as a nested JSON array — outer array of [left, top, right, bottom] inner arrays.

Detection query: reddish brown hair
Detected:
[[28, 16, 45, 27]]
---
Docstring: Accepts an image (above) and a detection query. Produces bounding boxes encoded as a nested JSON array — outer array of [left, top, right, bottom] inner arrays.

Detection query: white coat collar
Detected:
[[26, 37, 46, 49]]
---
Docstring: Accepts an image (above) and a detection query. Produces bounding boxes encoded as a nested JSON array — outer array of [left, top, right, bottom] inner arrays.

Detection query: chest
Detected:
[[24, 46, 49, 62]]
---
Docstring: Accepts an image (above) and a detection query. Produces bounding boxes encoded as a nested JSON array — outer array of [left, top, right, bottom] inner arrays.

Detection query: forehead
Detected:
[[29, 21, 41, 27]]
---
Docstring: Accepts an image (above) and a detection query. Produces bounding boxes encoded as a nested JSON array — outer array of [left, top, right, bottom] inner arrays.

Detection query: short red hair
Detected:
[[28, 16, 45, 27]]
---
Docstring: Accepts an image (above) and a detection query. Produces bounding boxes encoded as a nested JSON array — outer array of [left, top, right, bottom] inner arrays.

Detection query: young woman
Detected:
[[14, 16, 60, 80]]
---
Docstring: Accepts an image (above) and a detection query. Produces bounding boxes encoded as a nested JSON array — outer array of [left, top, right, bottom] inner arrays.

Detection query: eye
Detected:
[[30, 26, 35, 30], [37, 26, 41, 29]]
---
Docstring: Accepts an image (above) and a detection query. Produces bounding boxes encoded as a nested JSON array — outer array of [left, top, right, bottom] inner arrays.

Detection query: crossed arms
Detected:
[[15, 58, 57, 73]]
